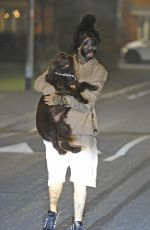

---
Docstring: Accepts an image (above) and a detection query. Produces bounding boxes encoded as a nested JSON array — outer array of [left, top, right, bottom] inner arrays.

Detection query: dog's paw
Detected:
[[71, 146, 81, 153], [58, 148, 67, 155]]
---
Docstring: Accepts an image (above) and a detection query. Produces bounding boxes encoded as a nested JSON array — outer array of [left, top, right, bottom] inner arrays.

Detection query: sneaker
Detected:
[[71, 221, 85, 230], [43, 210, 58, 230]]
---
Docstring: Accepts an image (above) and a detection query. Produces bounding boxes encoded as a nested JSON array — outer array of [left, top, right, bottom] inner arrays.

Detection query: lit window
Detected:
[[3, 12, 10, 19], [0, 8, 27, 33], [13, 10, 20, 19]]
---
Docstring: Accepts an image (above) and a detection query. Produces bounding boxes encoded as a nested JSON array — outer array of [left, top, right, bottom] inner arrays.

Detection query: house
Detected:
[[0, 0, 54, 34]]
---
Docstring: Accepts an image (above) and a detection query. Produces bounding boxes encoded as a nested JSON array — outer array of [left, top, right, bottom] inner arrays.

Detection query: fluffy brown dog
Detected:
[[36, 52, 97, 154]]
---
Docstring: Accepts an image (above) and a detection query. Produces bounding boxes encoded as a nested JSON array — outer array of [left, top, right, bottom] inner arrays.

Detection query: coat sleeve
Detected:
[[65, 64, 108, 112], [34, 70, 56, 95]]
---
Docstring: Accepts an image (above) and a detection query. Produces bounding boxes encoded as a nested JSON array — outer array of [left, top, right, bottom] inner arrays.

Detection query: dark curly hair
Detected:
[[70, 14, 101, 53]]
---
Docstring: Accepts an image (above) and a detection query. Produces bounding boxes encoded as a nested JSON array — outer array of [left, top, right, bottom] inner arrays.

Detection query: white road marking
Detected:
[[127, 89, 150, 100], [29, 126, 37, 133], [97, 148, 104, 155], [0, 111, 35, 128], [0, 132, 17, 139], [0, 142, 34, 154], [104, 135, 150, 162], [101, 81, 150, 99], [119, 62, 150, 70]]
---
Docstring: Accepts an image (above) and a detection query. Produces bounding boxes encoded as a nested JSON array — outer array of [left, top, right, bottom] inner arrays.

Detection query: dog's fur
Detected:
[[36, 52, 97, 155]]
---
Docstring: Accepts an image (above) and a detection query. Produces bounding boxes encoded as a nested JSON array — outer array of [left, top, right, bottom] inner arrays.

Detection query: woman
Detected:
[[34, 14, 107, 230]]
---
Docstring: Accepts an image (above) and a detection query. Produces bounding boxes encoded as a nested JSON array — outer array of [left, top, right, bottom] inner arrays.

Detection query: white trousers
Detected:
[[43, 135, 98, 187]]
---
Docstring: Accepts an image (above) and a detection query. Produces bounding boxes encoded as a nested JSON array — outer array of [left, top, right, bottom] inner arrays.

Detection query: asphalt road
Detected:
[[0, 68, 150, 230]]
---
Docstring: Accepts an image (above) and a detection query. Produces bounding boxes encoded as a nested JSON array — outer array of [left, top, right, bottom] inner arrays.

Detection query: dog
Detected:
[[36, 52, 97, 155]]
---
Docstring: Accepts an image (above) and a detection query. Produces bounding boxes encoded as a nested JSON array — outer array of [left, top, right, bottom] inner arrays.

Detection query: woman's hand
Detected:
[[44, 94, 65, 105], [44, 94, 57, 105]]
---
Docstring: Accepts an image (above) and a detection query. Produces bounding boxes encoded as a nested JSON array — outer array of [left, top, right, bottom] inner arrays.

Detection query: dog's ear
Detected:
[[47, 59, 57, 74], [46, 62, 55, 83], [45, 72, 50, 82]]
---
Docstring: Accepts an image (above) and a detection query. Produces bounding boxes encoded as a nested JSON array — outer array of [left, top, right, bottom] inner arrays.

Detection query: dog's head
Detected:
[[53, 52, 74, 74], [46, 52, 77, 92], [47, 52, 75, 78]]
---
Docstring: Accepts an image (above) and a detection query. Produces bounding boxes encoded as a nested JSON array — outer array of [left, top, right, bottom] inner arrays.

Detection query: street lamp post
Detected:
[[25, 0, 35, 90]]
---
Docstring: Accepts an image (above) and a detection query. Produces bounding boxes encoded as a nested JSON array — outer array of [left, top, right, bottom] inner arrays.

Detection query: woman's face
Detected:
[[80, 37, 98, 61]]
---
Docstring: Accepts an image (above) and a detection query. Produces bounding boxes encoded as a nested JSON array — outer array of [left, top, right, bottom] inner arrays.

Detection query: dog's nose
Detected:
[[70, 85, 76, 89]]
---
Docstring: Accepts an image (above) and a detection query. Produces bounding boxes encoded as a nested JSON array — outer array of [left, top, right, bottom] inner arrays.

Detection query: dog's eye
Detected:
[[61, 64, 70, 70], [64, 64, 69, 68]]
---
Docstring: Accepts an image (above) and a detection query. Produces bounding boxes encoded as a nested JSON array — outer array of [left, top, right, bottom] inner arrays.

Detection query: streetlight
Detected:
[[25, 0, 35, 90]]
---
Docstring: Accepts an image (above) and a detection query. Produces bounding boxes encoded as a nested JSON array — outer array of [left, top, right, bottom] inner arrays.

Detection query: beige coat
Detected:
[[34, 55, 107, 136]]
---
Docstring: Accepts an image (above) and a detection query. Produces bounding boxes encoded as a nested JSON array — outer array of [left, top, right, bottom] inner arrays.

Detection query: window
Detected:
[[0, 7, 27, 33]]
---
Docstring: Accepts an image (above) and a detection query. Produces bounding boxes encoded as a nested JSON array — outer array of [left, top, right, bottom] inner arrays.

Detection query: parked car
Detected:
[[120, 40, 150, 64]]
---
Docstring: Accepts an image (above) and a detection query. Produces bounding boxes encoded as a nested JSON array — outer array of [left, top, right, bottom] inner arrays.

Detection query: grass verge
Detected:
[[0, 74, 34, 92]]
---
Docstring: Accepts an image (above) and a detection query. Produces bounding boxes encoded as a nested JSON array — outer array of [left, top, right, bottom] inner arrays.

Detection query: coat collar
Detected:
[[73, 54, 98, 69]]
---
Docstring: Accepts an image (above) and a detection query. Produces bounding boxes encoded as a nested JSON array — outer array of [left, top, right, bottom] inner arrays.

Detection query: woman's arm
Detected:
[[34, 71, 55, 95], [34, 71, 69, 105]]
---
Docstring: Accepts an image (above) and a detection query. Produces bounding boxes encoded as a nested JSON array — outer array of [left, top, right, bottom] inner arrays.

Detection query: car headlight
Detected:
[[121, 47, 128, 54]]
